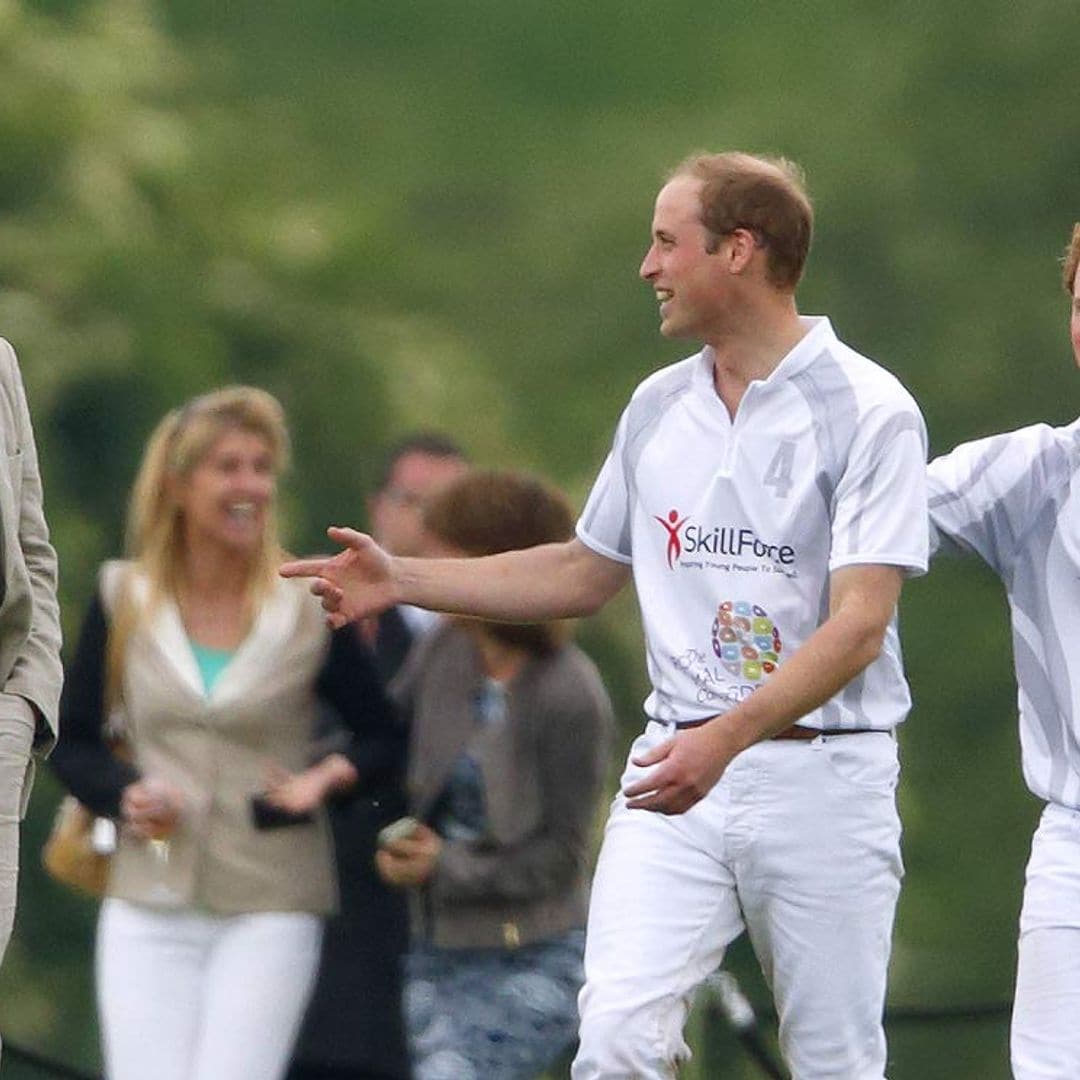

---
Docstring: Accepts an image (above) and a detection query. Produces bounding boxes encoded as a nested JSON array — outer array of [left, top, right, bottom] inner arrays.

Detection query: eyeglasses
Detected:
[[381, 487, 427, 509]]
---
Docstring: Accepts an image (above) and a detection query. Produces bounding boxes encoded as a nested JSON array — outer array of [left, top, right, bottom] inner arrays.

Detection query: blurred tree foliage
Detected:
[[1, 0, 1078, 1076]]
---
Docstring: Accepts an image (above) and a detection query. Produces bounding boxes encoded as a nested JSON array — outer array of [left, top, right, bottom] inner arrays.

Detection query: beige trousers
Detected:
[[0, 691, 36, 962]]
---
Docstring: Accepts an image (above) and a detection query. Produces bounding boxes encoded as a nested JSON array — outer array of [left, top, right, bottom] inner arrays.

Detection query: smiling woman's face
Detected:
[[175, 427, 276, 555]]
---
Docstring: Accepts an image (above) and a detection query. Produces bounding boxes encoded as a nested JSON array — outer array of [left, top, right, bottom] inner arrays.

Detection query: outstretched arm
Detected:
[[624, 562, 905, 814], [281, 529, 631, 628]]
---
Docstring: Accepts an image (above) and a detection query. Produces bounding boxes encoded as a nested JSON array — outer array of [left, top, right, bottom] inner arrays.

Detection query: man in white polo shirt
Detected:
[[927, 222, 1080, 1080], [282, 150, 929, 1079]]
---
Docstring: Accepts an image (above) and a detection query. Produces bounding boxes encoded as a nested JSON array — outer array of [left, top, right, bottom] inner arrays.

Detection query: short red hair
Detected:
[[1063, 223, 1080, 295]]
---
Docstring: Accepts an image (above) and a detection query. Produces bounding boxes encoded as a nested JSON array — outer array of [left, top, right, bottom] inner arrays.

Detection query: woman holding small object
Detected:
[[375, 470, 614, 1080], [50, 387, 403, 1080]]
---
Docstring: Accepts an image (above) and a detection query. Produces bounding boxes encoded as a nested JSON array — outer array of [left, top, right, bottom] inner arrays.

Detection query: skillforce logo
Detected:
[[655, 509, 689, 568], [711, 600, 782, 682], [653, 509, 796, 570]]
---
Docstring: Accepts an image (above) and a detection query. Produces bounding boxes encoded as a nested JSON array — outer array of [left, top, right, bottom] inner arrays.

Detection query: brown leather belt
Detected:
[[673, 719, 882, 740]]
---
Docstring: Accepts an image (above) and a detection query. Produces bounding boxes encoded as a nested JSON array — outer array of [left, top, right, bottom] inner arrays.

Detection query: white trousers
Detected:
[[1012, 802, 1080, 1079], [97, 899, 322, 1080], [573, 724, 903, 1080]]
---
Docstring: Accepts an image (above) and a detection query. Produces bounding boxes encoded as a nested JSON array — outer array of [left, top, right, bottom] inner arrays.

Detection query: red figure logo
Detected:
[[655, 509, 688, 569]]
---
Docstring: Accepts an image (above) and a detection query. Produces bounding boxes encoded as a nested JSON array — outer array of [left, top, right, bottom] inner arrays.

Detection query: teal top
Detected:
[[189, 641, 235, 694]]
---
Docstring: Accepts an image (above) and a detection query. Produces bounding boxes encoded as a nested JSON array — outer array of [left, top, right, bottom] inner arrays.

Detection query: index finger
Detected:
[[622, 770, 664, 799], [624, 791, 668, 812], [280, 556, 334, 580]]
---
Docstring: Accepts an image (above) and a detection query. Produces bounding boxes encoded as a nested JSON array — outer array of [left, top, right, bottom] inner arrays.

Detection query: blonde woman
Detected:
[[50, 388, 403, 1080]]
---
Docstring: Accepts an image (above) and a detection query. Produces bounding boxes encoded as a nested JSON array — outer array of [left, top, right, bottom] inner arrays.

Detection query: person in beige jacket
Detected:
[[50, 387, 402, 1080], [0, 337, 62, 985]]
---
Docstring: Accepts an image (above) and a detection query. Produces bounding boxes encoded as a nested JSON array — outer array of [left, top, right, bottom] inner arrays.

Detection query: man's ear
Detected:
[[725, 227, 760, 275]]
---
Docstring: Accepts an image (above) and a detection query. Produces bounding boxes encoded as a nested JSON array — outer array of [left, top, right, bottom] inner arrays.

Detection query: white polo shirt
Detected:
[[578, 316, 928, 729], [928, 419, 1080, 808]]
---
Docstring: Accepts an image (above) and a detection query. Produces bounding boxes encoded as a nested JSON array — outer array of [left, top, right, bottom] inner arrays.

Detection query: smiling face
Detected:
[[639, 176, 716, 339], [174, 427, 276, 556], [638, 175, 756, 343]]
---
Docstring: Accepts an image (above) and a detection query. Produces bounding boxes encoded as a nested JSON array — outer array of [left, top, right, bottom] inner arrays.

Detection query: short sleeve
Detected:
[[576, 409, 634, 564], [927, 423, 1070, 575], [829, 402, 929, 577]]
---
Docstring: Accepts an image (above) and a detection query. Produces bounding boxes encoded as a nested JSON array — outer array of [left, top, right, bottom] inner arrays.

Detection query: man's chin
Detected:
[[659, 319, 692, 340]]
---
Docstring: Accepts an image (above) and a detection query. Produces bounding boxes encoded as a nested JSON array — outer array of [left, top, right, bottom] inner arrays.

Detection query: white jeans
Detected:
[[1012, 802, 1080, 1079], [97, 899, 322, 1080], [573, 724, 903, 1080]]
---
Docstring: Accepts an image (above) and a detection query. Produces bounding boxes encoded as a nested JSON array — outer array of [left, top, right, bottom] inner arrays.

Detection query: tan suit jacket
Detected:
[[0, 338, 62, 748], [102, 562, 338, 915]]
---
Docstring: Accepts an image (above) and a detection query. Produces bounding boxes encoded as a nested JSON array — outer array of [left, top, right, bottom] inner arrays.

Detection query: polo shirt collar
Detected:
[[694, 314, 837, 399]]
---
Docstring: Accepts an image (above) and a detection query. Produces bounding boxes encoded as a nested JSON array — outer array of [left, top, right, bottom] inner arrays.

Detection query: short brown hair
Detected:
[[423, 469, 575, 654], [374, 432, 466, 494], [670, 151, 813, 290], [1063, 223, 1080, 295]]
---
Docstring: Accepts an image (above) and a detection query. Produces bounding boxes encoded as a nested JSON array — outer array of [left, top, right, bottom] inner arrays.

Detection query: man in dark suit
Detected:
[[364, 435, 470, 680], [288, 434, 467, 1080]]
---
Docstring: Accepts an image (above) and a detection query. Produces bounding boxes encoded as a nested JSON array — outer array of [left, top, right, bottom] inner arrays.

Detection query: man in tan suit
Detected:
[[0, 337, 62, 981]]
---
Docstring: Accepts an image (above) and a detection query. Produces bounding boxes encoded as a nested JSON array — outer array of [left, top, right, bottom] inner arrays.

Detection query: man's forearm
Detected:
[[394, 539, 628, 623], [708, 604, 890, 755]]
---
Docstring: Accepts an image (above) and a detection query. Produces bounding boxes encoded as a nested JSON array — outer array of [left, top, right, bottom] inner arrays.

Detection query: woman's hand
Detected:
[[375, 823, 442, 888], [263, 753, 358, 815], [121, 777, 185, 840]]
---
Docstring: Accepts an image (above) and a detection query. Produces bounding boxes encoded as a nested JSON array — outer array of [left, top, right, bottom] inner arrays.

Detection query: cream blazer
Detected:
[[103, 561, 337, 914], [0, 339, 62, 745]]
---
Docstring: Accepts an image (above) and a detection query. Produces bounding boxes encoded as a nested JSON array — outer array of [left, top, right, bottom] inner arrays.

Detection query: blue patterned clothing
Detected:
[[405, 930, 585, 1080]]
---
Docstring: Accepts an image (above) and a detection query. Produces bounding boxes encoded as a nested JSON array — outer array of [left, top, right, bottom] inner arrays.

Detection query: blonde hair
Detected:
[[107, 387, 290, 704]]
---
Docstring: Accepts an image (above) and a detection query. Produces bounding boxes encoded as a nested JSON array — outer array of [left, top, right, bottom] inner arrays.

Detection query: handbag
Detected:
[[42, 727, 128, 898], [43, 565, 134, 898], [41, 795, 115, 898]]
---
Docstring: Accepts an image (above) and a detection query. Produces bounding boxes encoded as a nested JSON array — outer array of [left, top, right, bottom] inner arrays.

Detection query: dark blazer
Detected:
[[288, 607, 413, 1080]]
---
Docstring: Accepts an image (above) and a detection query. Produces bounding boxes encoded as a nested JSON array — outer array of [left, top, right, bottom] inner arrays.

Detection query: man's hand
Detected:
[[375, 823, 442, 888], [622, 723, 738, 815], [280, 527, 397, 629]]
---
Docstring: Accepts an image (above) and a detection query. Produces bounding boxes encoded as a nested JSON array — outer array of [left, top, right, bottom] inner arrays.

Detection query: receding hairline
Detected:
[[667, 150, 808, 193]]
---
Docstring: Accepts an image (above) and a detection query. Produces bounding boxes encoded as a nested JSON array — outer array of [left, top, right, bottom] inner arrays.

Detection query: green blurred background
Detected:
[[2, 1, 1078, 1076]]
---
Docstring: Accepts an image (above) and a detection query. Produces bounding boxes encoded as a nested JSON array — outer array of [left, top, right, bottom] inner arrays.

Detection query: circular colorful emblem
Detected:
[[711, 600, 782, 681]]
